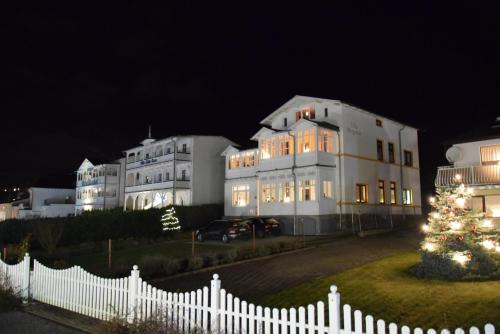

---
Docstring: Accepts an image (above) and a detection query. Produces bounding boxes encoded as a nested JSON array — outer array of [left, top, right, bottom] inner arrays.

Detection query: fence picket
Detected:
[[221, 289, 227, 334], [249, 303, 255, 334], [344, 305, 352, 334], [307, 304, 315, 334], [234, 297, 241, 334], [317, 302, 325, 334], [227, 293, 234, 334], [470, 327, 480, 334], [281, 308, 288, 334], [389, 323, 398, 334], [354, 310, 363, 334], [256, 306, 263, 334], [455, 329, 465, 334], [377, 319, 386, 334], [366, 316, 374, 334], [484, 324, 495, 334], [241, 301, 248, 334], [264, 307, 271, 334], [202, 287, 208, 332], [272, 308, 280, 334]]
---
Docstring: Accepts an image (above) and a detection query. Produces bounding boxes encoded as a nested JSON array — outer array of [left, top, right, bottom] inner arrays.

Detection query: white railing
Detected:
[[436, 165, 500, 187], [0, 254, 497, 334], [0, 253, 30, 301]]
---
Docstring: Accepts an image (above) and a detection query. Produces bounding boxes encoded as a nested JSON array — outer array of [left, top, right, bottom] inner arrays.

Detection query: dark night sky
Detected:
[[1, 1, 500, 203]]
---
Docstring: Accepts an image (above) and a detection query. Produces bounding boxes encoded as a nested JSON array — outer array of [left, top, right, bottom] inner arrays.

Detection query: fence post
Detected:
[[22, 253, 30, 303], [328, 285, 340, 334], [127, 265, 140, 324], [210, 274, 221, 333]]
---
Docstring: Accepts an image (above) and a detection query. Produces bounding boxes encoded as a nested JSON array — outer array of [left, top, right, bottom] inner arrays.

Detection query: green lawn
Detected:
[[262, 252, 500, 330], [68, 240, 232, 275]]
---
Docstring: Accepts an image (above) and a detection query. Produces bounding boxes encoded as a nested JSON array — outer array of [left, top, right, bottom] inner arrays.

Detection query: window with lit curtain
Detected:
[[232, 185, 249, 207], [299, 180, 316, 201], [298, 129, 315, 153], [480, 145, 500, 165], [378, 180, 385, 204], [243, 152, 255, 167], [318, 129, 334, 153], [323, 181, 332, 198], [278, 134, 294, 156], [261, 183, 276, 203], [390, 181, 397, 204], [279, 181, 294, 202], [356, 184, 368, 203], [403, 189, 413, 205], [260, 137, 275, 159], [229, 154, 240, 169]]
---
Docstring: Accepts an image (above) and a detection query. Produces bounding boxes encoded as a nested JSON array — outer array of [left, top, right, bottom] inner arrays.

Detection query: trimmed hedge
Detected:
[[0, 204, 223, 249]]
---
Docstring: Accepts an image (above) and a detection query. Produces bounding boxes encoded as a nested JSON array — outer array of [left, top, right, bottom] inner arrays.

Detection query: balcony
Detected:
[[77, 177, 104, 187], [125, 179, 191, 193], [126, 151, 191, 170], [436, 165, 500, 187]]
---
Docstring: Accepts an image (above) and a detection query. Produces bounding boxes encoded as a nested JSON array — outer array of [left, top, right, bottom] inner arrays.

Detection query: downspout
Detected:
[[335, 130, 342, 229], [398, 126, 406, 220], [172, 139, 177, 206], [288, 131, 298, 236]]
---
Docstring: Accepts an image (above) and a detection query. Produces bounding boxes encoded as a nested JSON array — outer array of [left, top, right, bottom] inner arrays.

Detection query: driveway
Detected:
[[153, 228, 421, 303]]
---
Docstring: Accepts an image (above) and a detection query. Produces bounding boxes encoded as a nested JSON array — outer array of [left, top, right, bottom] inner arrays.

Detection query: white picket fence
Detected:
[[0, 254, 497, 334], [0, 253, 30, 300]]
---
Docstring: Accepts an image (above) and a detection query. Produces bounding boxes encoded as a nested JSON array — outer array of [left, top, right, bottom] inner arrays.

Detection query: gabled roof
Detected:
[[250, 127, 275, 141], [221, 145, 241, 157], [77, 158, 94, 171]]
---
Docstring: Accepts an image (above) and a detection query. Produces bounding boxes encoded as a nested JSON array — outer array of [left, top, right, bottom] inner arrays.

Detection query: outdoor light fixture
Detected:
[[429, 196, 435, 204], [423, 242, 435, 252], [454, 174, 462, 181]]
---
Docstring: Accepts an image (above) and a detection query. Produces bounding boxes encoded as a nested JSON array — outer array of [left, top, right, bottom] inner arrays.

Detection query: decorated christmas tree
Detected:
[[416, 177, 499, 279], [161, 206, 181, 232]]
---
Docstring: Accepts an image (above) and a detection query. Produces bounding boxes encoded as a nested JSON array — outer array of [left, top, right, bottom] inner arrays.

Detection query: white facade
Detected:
[[13, 187, 75, 219], [436, 136, 500, 222], [75, 158, 125, 214], [123, 135, 235, 210], [224, 96, 422, 234]]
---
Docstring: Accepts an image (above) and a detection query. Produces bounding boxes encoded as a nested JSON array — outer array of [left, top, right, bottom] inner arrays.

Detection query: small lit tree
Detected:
[[416, 177, 500, 279], [161, 206, 181, 233]]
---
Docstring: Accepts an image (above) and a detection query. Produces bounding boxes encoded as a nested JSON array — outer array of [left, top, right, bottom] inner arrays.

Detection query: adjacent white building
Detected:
[[75, 158, 125, 214], [123, 133, 235, 210], [436, 120, 500, 225], [11, 187, 75, 219], [223, 95, 422, 234]]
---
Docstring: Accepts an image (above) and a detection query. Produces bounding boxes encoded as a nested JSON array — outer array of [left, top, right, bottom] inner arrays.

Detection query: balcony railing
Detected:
[[436, 164, 500, 187]]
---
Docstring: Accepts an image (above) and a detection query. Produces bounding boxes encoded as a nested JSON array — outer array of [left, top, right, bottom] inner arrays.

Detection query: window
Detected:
[[283, 118, 288, 127], [404, 150, 413, 167], [181, 170, 186, 181], [182, 144, 187, 153], [297, 129, 315, 153], [155, 146, 163, 157], [377, 140, 384, 161], [390, 182, 397, 204], [388, 142, 395, 163], [232, 185, 250, 207], [166, 172, 170, 181], [145, 175, 152, 184], [480, 145, 500, 165], [166, 147, 171, 154], [295, 107, 316, 121], [324, 108, 328, 117], [356, 184, 368, 203], [243, 152, 255, 167], [157, 173, 162, 183], [279, 181, 294, 202], [376, 119, 383, 127], [378, 180, 385, 204], [77, 173, 82, 181], [323, 181, 332, 199], [229, 154, 240, 169], [97, 188, 103, 198], [278, 134, 294, 156], [318, 129, 334, 153], [299, 180, 316, 201], [262, 183, 276, 203], [260, 137, 275, 159], [403, 189, 413, 205]]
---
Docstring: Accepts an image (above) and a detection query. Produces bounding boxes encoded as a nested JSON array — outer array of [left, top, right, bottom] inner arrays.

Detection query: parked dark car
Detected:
[[196, 220, 251, 243], [245, 217, 281, 238]]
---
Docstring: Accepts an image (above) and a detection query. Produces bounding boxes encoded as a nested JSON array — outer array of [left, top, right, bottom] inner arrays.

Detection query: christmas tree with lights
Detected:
[[417, 178, 499, 279], [161, 206, 181, 232]]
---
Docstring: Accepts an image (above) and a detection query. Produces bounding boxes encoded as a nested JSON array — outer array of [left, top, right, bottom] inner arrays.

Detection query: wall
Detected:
[[449, 138, 500, 167]]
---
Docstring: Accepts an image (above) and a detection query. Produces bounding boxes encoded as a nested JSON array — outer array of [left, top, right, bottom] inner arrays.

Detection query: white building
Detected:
[[75, 158, 125, 214], [223, 95, 422, 234], [11, 187, 75, 219], [436, 120, 500, 225], [123, 133, 235, 210]]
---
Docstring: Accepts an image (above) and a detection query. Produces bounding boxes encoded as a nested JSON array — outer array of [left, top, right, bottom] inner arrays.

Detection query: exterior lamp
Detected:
[[455, 197, 466, 208], [423, 242, 435, 252], [429, 196, 435, 204], [454, 174, 462, 181]]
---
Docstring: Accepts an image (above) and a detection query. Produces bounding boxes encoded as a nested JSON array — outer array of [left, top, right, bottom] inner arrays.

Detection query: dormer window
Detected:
[[295, 107, 316, 121], [283, 117, 288, 127], [324, 108, 328, 117]]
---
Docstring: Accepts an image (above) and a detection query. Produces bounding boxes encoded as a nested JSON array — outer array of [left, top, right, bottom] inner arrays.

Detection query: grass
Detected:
[[261, 251, 500, 330], [68, 240, 232, 275]]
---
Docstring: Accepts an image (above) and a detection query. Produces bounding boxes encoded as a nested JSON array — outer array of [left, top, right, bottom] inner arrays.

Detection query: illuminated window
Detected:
[[278, 134, 294, 156], [229, 154, 240, 169], [356, 184, 368, 203], [318, 129, 334, 153], [279, 181, 294, 202], [376, 119, 383, 127], [404, 150, 413, 167], [243, 152, 255, 167], [377, 140, 384, 161], [299, 180, 316, 201], [262, 183, 276, 203], [232, 185, 249, 207], [260, 137, 275, 159], [323, 181, 332, 199], [298, 129, 315, 153], [480, 145, 500, 165], [388, 143, 395, 163], [390, 181, 397, 204], [403, 189, 413, 205], [295, 107, 316, 121], [378, 180, 385, 204]]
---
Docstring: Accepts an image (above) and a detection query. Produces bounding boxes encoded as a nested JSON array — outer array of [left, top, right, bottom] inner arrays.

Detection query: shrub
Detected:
[[202, 253, 219, 267], [161, 258, 181, 276], [139, 254, 167, 278], [0, 272, 21, 312], [256, 245, 271, 257], [96, 312, 180, 334], [187, 256, 204, 271], [411, 251, 467, 280]]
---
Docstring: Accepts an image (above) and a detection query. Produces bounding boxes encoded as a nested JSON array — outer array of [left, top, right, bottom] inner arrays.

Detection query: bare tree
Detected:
[[34, 221, 64, 256]]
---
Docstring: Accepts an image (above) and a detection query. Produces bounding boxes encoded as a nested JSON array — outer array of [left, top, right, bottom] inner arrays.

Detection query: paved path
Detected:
[[0, 311, 82, 334], [153, 229, 421, 303]]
